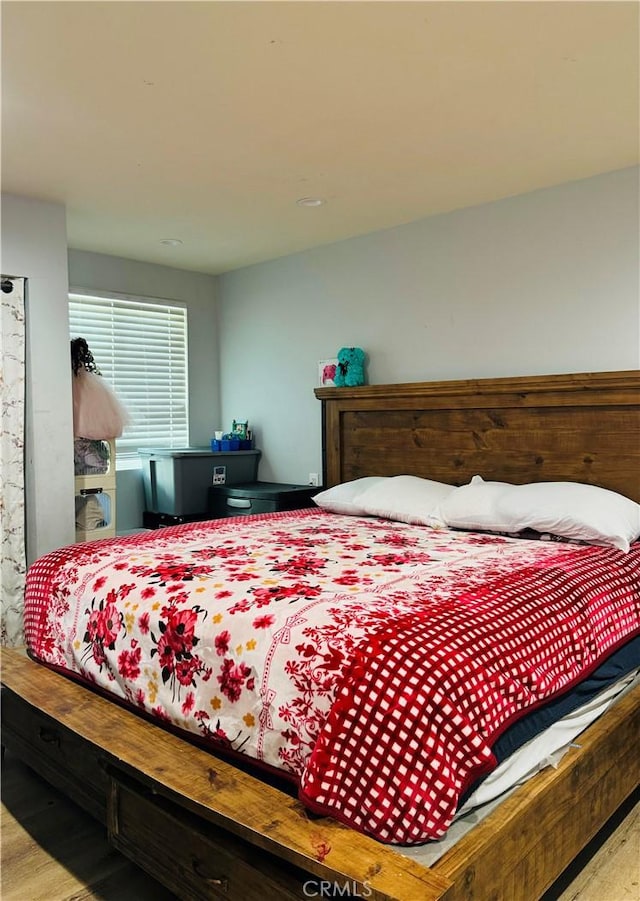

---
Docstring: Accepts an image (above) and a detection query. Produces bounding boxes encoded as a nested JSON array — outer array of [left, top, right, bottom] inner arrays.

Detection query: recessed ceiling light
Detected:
[[159, 238, 183, 246], [296, 197, 326, 208]]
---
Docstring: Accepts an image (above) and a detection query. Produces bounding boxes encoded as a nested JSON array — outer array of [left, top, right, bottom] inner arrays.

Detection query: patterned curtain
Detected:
[[1, 276, 26, 646]]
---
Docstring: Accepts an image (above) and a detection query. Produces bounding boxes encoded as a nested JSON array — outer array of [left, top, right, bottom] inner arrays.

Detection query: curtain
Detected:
[[1, 276, 26, 646]]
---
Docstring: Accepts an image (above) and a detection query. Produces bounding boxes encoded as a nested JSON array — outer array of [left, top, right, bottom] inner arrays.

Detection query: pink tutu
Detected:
[[72, 369, 129, 439]]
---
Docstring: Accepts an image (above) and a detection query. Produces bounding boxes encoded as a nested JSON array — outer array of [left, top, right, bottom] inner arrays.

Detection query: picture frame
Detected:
[[318, 359, 338, 387]]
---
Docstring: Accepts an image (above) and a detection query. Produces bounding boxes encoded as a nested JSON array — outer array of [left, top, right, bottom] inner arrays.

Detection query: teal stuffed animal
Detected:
[[334, 346, 365, 387]]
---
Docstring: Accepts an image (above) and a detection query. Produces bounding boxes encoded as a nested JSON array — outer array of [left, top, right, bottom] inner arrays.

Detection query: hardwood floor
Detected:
[[1, 750, 638, 900], [1, 752, 174, 901], [540, 788, 639, 901]]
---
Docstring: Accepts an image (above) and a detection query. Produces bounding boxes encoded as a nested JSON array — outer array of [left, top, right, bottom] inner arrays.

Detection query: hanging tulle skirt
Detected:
[[72, 369, 129, 439]]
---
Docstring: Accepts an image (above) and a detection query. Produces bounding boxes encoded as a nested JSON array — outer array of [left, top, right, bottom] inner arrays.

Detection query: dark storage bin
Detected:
[[208, 481, 318, 518]]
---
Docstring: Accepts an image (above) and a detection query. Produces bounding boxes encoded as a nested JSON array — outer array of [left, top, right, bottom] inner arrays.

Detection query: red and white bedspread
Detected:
[[25, 508, 640, 844]]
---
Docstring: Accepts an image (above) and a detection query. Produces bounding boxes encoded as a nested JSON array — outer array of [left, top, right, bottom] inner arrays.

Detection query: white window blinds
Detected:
[[69, 291, 189, 457]]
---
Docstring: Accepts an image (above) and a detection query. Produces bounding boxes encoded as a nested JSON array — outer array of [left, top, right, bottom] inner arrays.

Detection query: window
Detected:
[[69, 290, 189, 460]]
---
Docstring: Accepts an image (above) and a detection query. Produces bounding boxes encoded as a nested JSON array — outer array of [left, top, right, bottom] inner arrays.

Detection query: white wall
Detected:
[[219, 167, 640, 486], [1, 194, 75, 562], [68, 250, 219, 531]]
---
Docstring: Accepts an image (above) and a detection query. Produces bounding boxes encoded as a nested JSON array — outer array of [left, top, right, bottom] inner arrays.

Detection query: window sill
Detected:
[[116, 456, 143, 472]]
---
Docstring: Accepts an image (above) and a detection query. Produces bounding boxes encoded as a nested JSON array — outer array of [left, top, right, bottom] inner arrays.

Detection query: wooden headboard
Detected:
[[315, 370, 640, 503]]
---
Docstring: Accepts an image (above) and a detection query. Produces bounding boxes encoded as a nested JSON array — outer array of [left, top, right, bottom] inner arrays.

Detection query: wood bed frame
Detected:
[[2, 369, 639, 901]]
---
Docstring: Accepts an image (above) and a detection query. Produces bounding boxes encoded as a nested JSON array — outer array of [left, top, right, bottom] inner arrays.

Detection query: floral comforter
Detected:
[[25, 508, 640, 844]]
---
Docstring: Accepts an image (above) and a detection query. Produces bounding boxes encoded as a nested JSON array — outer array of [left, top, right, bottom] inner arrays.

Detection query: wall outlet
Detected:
[[308, 472, 319, 487]]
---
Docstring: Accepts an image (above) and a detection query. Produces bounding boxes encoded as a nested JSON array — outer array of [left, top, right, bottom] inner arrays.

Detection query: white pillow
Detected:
[[438, 475, 511, 531], [312, 477, 386, 515], [440, 476, 640, 552], [358, 475, 454, 527]]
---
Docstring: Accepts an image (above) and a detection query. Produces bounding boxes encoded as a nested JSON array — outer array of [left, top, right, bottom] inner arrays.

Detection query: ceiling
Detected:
[[2, 1, 638, 276]]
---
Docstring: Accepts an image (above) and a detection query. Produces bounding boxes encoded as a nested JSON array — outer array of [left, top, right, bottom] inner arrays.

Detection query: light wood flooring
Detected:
[[1, 749, 638, 900]]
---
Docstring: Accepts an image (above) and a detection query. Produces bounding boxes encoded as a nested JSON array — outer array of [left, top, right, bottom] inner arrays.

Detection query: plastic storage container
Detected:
[[74, 439, 117, 542], [74, 438, 114, 477], [75, 486, 116, 541], [139, 447, 261, 516], [208, 481, 318, 518]]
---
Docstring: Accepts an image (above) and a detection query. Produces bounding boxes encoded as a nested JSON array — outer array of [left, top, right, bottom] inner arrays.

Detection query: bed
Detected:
[[2, 369, 639, 900]]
